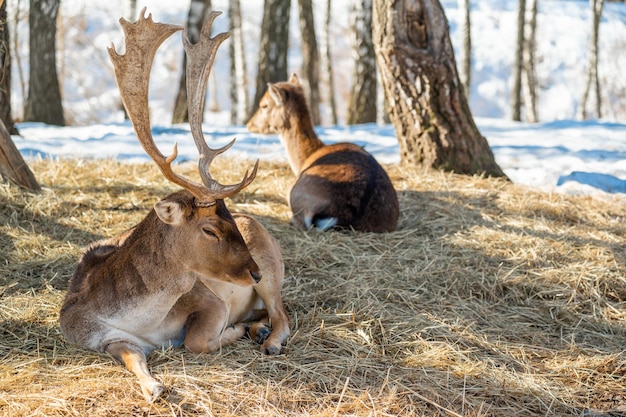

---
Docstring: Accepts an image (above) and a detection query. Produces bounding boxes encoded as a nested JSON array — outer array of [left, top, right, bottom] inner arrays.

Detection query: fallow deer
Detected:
[[247, 74, 399, 233], [59, 9, 290, 403]]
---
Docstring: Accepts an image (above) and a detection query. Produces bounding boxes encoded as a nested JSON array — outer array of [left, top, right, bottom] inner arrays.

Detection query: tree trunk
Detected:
[[511, 0, 525, 121], [458, 0, 471, 99], [319, 0, 337, 125], [249, 0, 291, 119], [297, 0, 321, 125], [12, 0, 26, 111], [172, 0, 211, 124], [346, 0, 376, 125], [372, 0, 506, 178], [578, 0, 604, 120], [0, 118, 40, 192], [229, 0, 249, 125], [522, 0, 538, 122], [0, 1, 17, 134], [23, 0, 64, 126]]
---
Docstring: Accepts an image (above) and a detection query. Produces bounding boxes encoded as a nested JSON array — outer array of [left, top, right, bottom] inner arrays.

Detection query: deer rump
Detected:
[[290, 143, 399, 233]]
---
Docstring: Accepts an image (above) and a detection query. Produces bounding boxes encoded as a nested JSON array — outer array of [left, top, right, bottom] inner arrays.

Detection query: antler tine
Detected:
[[108, 8, 212, 203], [183, 11, 259, 200]]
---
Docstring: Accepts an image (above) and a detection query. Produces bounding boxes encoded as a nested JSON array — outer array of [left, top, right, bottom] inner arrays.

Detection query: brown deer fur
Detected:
[[59, 10, 289, 403], [247, 74, 399, 233]]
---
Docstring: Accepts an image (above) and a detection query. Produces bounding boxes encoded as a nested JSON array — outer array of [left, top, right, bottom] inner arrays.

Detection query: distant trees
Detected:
[[319, 0, 337, 125], [229, 0, 249, 125], [457, 0, 471, 99], [346, 0, 376, 125], [511, 0, 538, 122], [172, 0, 212, 124], [297, 0, 321, 125], [578, 0, 605, 120], [23, 0, 64, 126], [249, 0, 291, 121]]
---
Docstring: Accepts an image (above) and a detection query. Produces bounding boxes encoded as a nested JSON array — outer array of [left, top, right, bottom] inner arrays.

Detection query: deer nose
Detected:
[[251, 270, 262, 283]]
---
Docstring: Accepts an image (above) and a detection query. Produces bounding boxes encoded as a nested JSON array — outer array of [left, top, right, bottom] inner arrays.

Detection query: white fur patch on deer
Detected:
[[247, 74, 399, 233], [59, 9, 290, 403]]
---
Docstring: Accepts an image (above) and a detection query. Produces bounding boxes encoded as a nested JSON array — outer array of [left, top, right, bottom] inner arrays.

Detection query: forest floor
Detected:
[[1, 158, 625, 416]]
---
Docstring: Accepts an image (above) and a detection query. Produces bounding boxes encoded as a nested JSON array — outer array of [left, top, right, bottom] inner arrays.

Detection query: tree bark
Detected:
[[0, 118, 40, 191], [319, 0, 337, 125], [458, 0, 471, 99], [372, 0, 506, 178], [511, 0, 525, 122], [297, 0, 321, 125], [23, 0, 64, 126], [172, 0, 211, 124], [0, 1, 17, 134], [229, 0, 249, 125], [347, 0, 377, 125], [522, 0, 538, 122], [249, 0, 291, 119], [578, 0, 604, 120]]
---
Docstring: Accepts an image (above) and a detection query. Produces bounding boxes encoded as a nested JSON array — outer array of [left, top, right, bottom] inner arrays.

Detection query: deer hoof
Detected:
[[254, 325, 271, 344], [142, 381, 165, 403], [261, 342, 282, 356]]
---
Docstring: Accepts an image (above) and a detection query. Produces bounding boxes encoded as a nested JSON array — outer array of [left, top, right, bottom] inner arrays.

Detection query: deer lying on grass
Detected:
[[59, 10, 290, 403], [247, 74, 399, 233]]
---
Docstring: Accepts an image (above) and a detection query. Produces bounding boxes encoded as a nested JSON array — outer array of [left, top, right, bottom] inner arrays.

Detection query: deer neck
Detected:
[[278, 117, 324, 175]]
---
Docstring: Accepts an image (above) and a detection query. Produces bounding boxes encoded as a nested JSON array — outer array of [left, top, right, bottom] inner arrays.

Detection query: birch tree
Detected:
[[229, 0, 248, 125]]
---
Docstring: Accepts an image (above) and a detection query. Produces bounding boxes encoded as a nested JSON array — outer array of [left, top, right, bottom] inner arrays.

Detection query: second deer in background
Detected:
[[247, 74, 399, 233]]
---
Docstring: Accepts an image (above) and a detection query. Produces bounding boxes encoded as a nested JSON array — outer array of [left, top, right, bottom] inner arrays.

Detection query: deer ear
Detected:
[[154, 200, 185, 225], [268, 83, 285, 106], [289, 73, 301, 86]]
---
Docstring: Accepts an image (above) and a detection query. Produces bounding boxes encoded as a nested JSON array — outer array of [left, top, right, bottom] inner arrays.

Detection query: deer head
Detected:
[[107, 8, 261, 285]]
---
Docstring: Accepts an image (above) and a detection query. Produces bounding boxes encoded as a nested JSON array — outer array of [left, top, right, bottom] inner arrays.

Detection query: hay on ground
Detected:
[[1, 158, 625, 416]]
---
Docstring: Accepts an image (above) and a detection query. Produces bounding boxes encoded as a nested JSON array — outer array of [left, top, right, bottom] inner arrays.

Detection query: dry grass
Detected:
[[1, 157, 626, 416]]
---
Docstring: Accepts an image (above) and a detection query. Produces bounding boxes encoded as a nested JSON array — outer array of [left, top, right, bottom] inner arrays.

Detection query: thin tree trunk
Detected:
[[0, 118, 40, 191], [578, 0, 604, 120], [249, 0, 291, 119], [511, 0, 525, 121], [172, 0, 211, 124], [373, 0, 506, 178], [522, 0, 538, 122], [12, 0, 25, 110], [458, 0, 471, 99], [229, 0, 248, 125], [347, 0, 376, 125], [0, 1, 17, 134], [24, 0, 64, 126], [319, 0, 337, 125], [297, 0, 321, 125]]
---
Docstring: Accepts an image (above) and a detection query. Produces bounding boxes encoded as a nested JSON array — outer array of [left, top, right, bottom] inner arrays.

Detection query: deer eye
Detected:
[[202, 227, 218, 239]]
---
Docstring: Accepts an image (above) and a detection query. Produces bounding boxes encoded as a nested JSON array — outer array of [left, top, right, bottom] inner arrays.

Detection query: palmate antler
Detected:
[[108, 8, 257, 206]]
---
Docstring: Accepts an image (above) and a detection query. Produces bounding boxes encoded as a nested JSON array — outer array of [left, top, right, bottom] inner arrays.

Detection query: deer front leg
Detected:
[[184, 307, 249, 354], [105, 341, 165, 403]]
